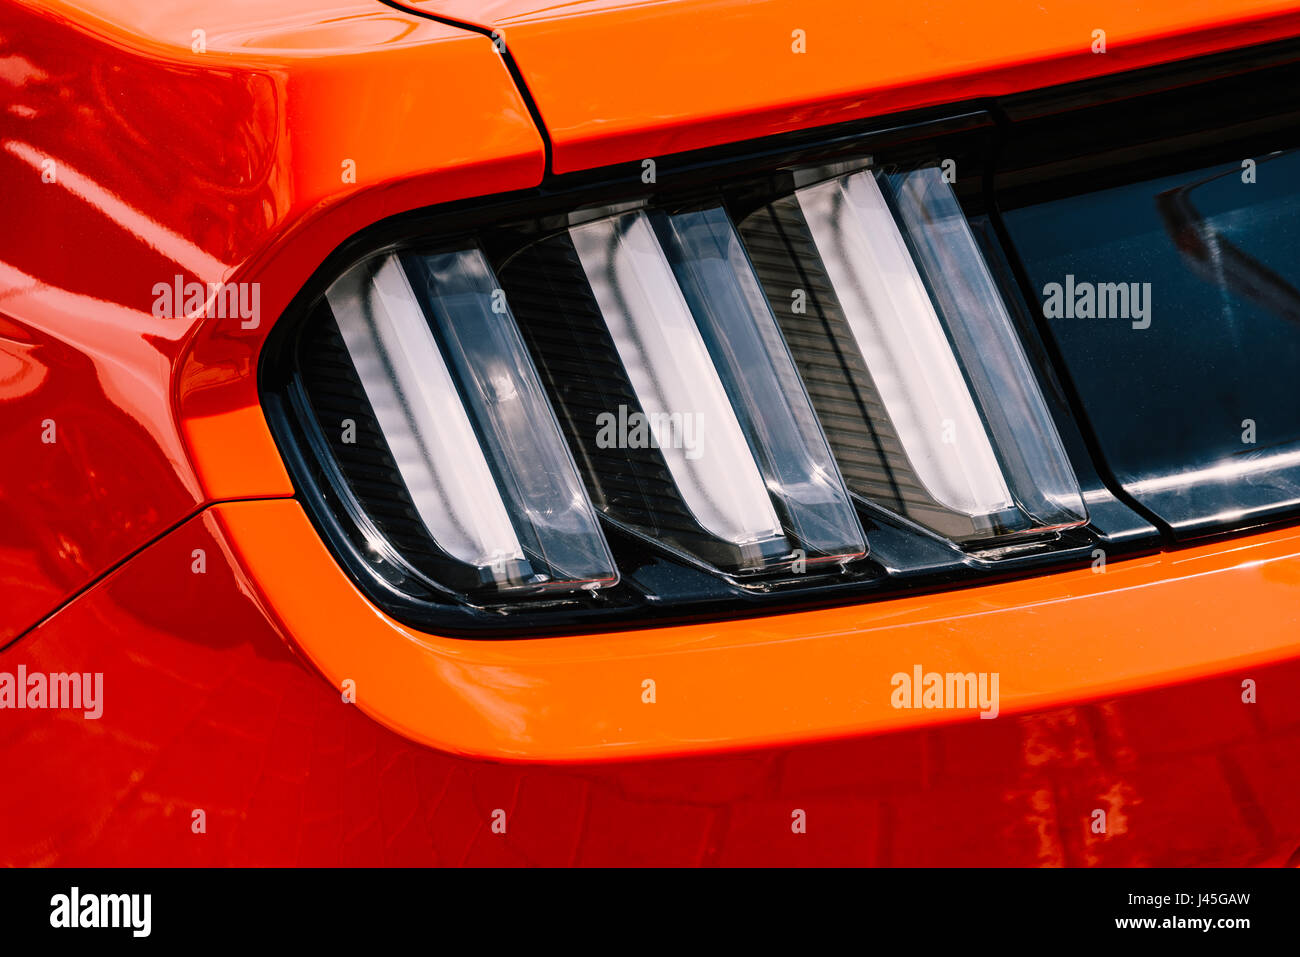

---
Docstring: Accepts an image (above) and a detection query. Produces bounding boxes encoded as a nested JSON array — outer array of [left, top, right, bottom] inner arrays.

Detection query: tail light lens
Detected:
[[565, 207, 867, 575], [570, 211, 791, 572], [656, 206, 868, 568], [325, 249, 617, 598], [786, 166, 1085, 541], [264, 151, 1090, 633]]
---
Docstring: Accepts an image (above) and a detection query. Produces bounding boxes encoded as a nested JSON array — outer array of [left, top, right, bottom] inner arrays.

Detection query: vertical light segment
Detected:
[[327, 255, 523, 573], [401, 247, 618, 587], [654, 206, 866, 562], [797, 170, 1013, 517], [570, 212, 786, 554], [884, 167, 1086, 529]]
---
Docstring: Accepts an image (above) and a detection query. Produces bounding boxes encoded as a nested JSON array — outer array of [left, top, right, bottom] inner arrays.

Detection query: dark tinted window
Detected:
[[1005, 150, 1300, 534]]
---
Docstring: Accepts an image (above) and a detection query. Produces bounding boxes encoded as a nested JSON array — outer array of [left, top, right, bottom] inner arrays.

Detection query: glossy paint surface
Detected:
[[2, 504, 1298, 865], [0, 0, 545, 641], [399, 0, 1300, 173], [5, 0, 1300, 866]]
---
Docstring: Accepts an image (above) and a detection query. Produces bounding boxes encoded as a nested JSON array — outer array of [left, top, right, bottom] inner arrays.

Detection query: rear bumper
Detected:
[[2, 502, 1298, 865], [220, 500, 1300, 761]]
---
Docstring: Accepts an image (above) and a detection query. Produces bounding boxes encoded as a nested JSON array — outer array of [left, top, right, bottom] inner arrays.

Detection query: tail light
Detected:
[[263, 139, 1090, 634]]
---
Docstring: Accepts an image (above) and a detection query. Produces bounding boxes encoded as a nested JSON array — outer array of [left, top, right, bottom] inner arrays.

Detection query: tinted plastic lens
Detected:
[[885, 167, 1086, 532], [654, 206, 866, 565], [329, 249, 618, 595], [571, 212, 788, 566], [327, 255, 523, 573], [797, 170, 1014, 518]]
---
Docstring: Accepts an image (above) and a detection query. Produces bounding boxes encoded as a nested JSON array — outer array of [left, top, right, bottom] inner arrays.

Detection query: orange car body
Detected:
[[2, 0, 1299, 865]]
